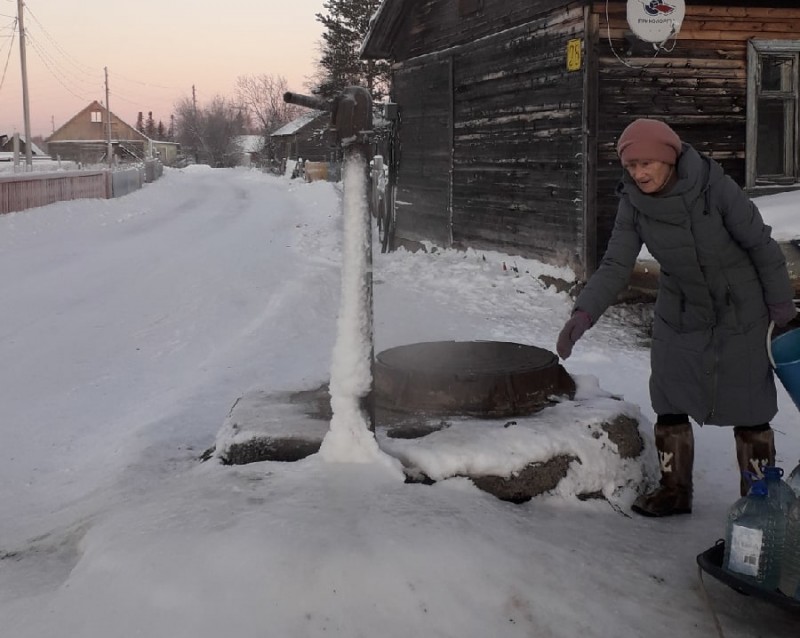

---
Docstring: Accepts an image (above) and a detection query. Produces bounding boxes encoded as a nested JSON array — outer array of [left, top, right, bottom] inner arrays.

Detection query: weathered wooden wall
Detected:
[[393, 58, 453, 245], [390, 0, 588, 267], [47, 141, 147, 165], [452, 6, 585, 263], [394, 0, 575, 59], [590, 2, 800, 267], [376, 0, 800, 278], [274, 127, 332, 163]]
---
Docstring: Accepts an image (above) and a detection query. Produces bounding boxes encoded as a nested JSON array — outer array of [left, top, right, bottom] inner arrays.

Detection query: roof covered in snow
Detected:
[[234, 135, 265, 154], [271, 110, 328, 138]]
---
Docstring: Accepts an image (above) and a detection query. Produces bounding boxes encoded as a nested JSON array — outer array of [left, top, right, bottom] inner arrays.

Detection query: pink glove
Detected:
[[769, 300, 798, 327], [556, 310, 593, 360]]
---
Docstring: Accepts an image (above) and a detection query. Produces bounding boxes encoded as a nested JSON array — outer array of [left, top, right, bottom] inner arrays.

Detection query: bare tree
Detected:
[[173, 96, 202, 163], [173, 94, 248, 167], [235, 74, 300, 134], [203, 95, 248, 167], [235, 74, 301, 162]]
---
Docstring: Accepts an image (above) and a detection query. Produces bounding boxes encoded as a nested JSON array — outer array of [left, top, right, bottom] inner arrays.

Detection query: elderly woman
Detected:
[[556, 118, 796, 517]]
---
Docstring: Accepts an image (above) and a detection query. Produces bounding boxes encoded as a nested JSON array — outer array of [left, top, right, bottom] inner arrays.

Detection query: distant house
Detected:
[[361, 0, 800, 278], [234, 135, 266, 167], [47, 101, 150, 165], [0, 134, 47, 159], [270, 111, 332, 165]]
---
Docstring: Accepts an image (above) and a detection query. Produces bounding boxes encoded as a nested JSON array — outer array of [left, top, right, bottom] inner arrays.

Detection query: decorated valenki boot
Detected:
[[734, 424, 776, 497], [632, 422, 694, 517]]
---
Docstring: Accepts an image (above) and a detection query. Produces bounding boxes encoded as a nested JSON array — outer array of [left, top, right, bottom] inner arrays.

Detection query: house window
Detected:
[[458, 0, 482, 17], [91, 110, 103, 123], [747, 40, 800, 188]]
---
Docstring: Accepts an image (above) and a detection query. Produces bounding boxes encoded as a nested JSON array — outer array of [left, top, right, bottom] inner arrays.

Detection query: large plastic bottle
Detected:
[[779, 498, 800, 599], [763, 466, 797, 515], [787, 460, 800, 497], [723, 480, 786, 590]]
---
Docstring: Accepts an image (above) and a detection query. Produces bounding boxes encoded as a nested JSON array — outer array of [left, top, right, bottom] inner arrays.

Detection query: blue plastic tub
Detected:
[[769, 326, 800, 411]]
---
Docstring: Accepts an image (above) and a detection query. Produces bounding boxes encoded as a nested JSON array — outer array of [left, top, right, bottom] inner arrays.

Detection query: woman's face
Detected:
[[623, 159, 673, 194]]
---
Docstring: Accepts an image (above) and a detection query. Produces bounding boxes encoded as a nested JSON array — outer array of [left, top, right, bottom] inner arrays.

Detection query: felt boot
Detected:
[[734, 425, 776, 496], [632, 422, 694, 517]]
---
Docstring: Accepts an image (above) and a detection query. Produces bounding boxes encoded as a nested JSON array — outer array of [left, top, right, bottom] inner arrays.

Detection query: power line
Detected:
[[0, 18, 15, 93], [22, 3, 182, 108], [23, 3, 100, 77], [26, 35, 97, 102], [113, 71, 177, 92], [26, 31, 101, 92], [109, 89, 150, 108]]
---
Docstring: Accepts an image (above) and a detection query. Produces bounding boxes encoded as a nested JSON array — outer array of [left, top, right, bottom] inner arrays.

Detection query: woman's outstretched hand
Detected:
[[556, 310, 593, 359]]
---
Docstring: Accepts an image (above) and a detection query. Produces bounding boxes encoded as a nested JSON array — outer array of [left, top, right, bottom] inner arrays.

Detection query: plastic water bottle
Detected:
[[763, 466, 797, 514], [779, 498, 800, 599], [723, 480, 785, 590], [787, 460, 800, 497]]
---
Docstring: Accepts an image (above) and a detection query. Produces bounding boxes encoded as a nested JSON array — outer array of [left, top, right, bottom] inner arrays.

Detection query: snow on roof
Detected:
[[0, 134, 46, 156], [271, 110, 327, 137], [234, 135, 265, 154]]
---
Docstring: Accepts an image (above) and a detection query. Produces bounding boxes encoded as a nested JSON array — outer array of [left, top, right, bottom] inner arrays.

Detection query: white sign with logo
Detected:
[[627, 0, 685, 44]]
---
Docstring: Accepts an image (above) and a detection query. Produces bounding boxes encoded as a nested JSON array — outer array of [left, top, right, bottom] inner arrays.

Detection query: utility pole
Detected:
[[17, 0, 32, 170], [105, 67, 113, 168]]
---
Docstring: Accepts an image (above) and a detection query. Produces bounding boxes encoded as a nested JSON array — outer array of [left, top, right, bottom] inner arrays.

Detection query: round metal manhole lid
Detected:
[[376, 340, 557, 376], [374, 340, 575, 417]]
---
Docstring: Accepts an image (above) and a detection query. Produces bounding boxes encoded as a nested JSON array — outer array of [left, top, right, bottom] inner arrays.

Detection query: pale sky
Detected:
[[0, 0, 328, 137]]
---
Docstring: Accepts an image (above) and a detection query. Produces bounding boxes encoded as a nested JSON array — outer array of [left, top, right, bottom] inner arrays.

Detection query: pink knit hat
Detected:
[[617, 119, 682, 165]]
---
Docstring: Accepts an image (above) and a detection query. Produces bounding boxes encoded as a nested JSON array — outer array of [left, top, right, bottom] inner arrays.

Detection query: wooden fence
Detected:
[[0, 171, 110, 215]]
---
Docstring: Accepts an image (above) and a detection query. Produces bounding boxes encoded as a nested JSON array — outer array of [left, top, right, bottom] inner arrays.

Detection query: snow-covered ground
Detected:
[[0, 166, 798, 637]]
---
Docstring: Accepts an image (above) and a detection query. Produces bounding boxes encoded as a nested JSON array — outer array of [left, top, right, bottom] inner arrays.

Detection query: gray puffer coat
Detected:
[[575, 144, 793, 426]]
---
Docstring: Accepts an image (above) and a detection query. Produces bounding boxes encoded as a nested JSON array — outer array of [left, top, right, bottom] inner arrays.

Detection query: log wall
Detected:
[[451, 6, 585, 263], [390, 0, 588, 268], [590, 2, 800, 266]]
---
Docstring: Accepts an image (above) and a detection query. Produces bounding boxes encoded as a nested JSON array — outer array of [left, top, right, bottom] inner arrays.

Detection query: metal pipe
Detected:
[[283, 92, 331, 112]]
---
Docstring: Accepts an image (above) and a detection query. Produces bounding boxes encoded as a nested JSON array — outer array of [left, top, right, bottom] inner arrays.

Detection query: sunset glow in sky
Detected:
[[0, 0, 328, 137]]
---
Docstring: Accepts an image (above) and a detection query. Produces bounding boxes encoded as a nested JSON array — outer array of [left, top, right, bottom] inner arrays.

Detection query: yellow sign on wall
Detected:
[[566, 39, 582, 71]]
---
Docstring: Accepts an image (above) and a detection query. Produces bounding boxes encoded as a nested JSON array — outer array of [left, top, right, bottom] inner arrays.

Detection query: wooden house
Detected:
[[270, 110, 334, 164], [47, 101, 150, 165], [0, 134, 47, 158], [361, 0, 800, 278]]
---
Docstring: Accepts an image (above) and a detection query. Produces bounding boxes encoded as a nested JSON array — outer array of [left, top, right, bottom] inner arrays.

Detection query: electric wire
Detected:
[[26, 34, 97, 102], [0, 16, 15, 34], [0, 16, 14, 48], [108, 89, 152, 109], [26, 31, 102, 94], [113, 71, 176, 92], [24, 3, 101, 78], [22, 3, 181, 115], [0, 19, 14, 93], [23, 24, 102, 93]]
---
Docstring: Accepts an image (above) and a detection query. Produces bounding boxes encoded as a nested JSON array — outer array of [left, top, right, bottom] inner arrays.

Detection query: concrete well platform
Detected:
[[211, 358, 647, 504]]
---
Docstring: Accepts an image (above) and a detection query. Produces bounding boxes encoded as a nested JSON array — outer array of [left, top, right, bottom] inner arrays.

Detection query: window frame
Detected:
[[746, 39, 800, 188]]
